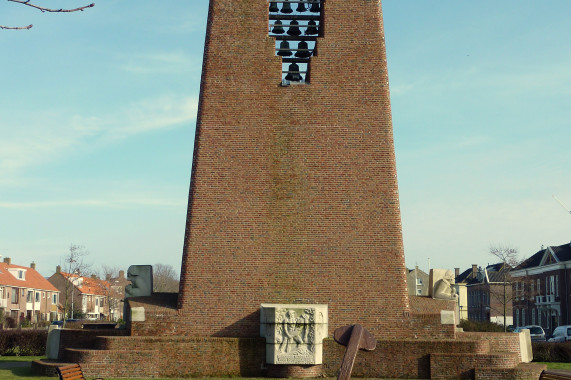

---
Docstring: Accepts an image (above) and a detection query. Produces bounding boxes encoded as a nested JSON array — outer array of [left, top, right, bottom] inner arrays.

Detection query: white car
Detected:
[[548, 325, 571, 343], [519, 325, 546, 341]]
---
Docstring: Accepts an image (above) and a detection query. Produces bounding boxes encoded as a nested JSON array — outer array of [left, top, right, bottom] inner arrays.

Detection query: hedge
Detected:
[[533, 341, 571, 362], [0, 329, 47, 356]]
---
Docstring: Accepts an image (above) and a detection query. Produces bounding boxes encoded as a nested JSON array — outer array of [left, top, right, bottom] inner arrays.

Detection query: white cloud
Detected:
[[0, 95, 198, 184]]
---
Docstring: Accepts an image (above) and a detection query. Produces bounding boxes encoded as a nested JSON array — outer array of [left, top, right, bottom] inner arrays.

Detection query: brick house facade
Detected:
[[457, 263, 513, 326], [0, 257, 60, 324], [48, 266, 112, 320], [511, 242, 571, 336]]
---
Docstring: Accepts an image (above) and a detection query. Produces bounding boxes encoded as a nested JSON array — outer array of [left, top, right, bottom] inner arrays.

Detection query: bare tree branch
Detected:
[[0, 24, 33, 29], [3, 0, 95, 30], [7, 0, 94, 13]]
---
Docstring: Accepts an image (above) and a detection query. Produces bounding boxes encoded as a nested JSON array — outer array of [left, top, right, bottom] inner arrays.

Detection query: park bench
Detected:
[[540, 369, 571, 380], [56, 363, 103, 380]]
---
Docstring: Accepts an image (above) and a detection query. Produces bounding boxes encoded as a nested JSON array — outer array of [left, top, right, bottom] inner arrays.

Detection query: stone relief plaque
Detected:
[[260, 304, 328, 365]]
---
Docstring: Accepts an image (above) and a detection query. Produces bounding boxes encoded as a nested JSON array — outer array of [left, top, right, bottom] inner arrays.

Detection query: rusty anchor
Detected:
[[333, 324, 377, 380]]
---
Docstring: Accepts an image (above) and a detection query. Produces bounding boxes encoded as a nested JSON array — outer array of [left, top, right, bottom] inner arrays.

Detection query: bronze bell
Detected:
[[271, 20, 285, 34], [296, 1, 306, 12], [287, 20, 302, 36], [295, 41, 312, 58], [269, 1, 279, 13], [305, 20, 319, 35], [280, 0, 293, 14], [309, 1, 320, 12], [277, 40, 292, 56], [285, 63, 302, 82]]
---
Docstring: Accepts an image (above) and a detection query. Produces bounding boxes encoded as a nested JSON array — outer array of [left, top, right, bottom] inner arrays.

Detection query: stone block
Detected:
[[260, 304, 328, 365], [131, 307, 146, 322]]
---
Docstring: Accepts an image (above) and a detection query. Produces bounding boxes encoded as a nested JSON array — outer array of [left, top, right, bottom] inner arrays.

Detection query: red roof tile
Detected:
[[60, 272, 110, 296], [0, 262, 59, 292]]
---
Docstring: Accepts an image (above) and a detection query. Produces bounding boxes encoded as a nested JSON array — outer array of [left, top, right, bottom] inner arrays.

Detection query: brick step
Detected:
[[431, 352, 521, 379], [475, 362, 547, 380], [63, 347, 160, 378]]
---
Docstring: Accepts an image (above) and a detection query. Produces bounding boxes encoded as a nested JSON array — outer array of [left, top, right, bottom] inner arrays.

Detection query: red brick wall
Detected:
[[177, 0, 410, 339]]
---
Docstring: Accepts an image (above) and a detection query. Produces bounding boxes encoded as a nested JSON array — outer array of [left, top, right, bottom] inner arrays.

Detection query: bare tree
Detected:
[[489, 244, 520, 332], [153, 263, 180, 293], [60, 244, 91, 322], [1, 0, 94, 30]]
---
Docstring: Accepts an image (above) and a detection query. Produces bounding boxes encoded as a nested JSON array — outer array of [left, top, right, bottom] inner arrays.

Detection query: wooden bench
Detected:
[[56, 363, 103, 380], [540, 370, 571, 380]]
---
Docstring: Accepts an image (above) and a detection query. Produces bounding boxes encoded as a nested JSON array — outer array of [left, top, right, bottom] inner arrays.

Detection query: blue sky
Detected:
[[1, 1, 570, 277]]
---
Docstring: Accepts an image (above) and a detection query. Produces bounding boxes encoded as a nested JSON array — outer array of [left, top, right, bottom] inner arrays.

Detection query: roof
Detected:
[[516, 242, 571, 270], [0, 262, 59, 292], [60, 272, 110, 296], [456, 262, 510, 285]]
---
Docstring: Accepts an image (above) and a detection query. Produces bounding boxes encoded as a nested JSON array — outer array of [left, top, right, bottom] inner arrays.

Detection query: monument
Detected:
[[35, 1, 544, 379]]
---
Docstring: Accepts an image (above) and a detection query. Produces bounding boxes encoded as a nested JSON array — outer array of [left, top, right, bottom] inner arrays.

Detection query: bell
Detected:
[[277, 40, 292, 56], [280, 0, 293, 14], [287, 20, 302, 36], [269, 1, 279, 13], [271, 20, 285, 34], [305, 20, 319, 35], [309, 1, 320, 12], [285, 63, 302, 82], [295, 41, 312, 58], [296, 1, 307, 12]]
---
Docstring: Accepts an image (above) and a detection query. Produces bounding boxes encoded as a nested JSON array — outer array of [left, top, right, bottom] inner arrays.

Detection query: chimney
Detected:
[[455, 268, 459, 278], [119, 270, 125, 278], [30, 262, 36, 270], [91, 274, 97, 280], [106, 274, 111, 281], [56, 265, 61, 273], [472, 264, 478, 275], [3, 257, 11, 265]]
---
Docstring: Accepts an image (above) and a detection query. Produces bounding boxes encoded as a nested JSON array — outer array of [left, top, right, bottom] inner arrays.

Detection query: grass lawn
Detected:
[[538, 362, 571, 370]]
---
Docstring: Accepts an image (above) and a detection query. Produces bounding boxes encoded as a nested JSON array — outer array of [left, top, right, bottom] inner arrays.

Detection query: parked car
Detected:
[[548, 325, 571, 343], [518, 325, 546, 341]]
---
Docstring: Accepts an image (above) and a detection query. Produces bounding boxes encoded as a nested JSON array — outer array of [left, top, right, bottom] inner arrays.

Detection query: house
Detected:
[[407, 266, 429, 296], [0, 257, 60, 324], [105, 270, 130, 321], [511, 242, 571, 336], [456, 263, 513, 326], [48, 266, 111, 320]]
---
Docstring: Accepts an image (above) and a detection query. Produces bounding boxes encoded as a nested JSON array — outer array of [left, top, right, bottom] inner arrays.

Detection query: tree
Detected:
[[1, 0, 94, 30], [489, 244, 520, 332], [60, 244, 91, 322], [152, 263, 179, 293]]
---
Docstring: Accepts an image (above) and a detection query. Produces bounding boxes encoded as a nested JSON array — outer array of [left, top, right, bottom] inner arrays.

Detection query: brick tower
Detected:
[[177, 0, 411, 338], [36, 2, 543, 378]]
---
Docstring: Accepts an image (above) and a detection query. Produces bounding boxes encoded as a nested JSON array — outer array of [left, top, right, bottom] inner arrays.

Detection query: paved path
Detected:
[[0, 361, 32, 369]]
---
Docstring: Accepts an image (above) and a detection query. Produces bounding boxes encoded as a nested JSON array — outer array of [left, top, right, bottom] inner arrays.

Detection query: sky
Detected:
[[1, 1, 570, 278]]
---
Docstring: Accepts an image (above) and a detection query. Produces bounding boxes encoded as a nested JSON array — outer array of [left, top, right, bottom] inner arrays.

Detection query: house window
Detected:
[[11, 288, 19, 303], [537, 279, 541, 295], [27, 291, 33, 302], [550, 276, 555, 295], [416, 278, 422, 285], [532, 309, 536, 324], [35, 292, 40, 302], [522, 310, 526, 326], [53, 294, 57, 304], [556, 275, 559, 297], [18, 270, 23, 279], [516, 309, 520, 327], [96, 298, 99, 306], [531, 281, 535, 297]]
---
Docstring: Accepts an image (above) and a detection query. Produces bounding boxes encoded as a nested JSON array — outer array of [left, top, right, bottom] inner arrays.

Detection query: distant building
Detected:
[[106, 270, 129, 321], [511, 242, 571, 336], [407, 266, 429, 296], [456, 263, 513, 326], [0, 257, 60, 324], [48, 266, 111, 320]]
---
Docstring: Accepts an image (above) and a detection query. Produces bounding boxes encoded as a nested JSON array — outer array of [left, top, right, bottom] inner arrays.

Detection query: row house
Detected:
[[106, 270, 129, 321], [48, 266, 111, 320], [456, 263, 513, 326], [406, 266, 429, 296], [511, 242, 571, 336], [0, 258, 60, 323]]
